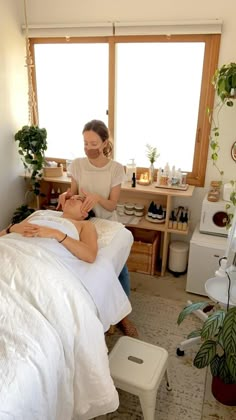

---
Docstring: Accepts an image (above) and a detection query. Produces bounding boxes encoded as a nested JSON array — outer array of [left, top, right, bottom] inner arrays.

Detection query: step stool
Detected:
[[109, 336, 171, 420]]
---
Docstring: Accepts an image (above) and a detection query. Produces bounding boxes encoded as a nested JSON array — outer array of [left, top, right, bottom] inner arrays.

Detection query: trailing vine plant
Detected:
[[207, 62, 236, 225]]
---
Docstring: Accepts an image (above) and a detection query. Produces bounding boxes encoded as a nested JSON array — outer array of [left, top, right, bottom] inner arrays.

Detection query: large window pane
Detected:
[[34, 43, 108, 159], [115, 42, 205, 171]]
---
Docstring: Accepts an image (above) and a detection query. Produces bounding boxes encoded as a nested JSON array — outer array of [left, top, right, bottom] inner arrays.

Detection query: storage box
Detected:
[[126, 228, 161, 275], [43, 166, 63, 177]]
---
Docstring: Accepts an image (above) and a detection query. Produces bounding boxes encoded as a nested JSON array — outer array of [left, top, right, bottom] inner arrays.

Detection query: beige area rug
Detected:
[[95, 291, 207, 420]]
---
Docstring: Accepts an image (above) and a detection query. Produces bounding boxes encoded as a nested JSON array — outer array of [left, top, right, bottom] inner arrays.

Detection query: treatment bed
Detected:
[[0, 210, 133, 420]]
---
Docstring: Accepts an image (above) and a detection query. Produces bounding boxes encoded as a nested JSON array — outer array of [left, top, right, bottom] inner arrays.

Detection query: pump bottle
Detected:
[[126, 159, 136, 182]]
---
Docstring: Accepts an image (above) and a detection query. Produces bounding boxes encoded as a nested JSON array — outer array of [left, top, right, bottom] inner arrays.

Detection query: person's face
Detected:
[[83, 130, 107, 159], [63, 195, 87, 219]]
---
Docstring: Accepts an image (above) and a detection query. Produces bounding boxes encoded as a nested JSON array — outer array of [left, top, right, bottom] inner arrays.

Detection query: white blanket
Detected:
[[0, 219, 132, 419]]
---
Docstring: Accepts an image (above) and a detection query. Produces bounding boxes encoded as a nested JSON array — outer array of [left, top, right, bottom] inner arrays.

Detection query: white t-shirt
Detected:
[[70, 157, 125, 220]]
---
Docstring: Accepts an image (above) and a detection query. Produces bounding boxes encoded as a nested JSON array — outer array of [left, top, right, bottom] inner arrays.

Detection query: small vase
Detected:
[[149, 163, 155, 184]]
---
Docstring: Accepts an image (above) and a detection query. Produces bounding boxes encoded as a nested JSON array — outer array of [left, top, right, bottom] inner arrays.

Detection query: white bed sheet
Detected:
[[97, 224, 134, 276], [0, 212, 133, 420]]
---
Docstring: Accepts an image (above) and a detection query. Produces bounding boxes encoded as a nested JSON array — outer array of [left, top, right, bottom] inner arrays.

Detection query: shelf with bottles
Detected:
[[156, 163, 188, 190], [146, 201, 166, 223], [168, 206, 190, 233], [41, 186, 62, 210]]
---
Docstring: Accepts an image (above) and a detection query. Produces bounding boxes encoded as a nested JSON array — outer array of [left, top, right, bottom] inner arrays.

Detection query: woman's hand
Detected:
[[19, 223, 61, 241], [56, 188, 73, 210], [80, 188, 100, 213]]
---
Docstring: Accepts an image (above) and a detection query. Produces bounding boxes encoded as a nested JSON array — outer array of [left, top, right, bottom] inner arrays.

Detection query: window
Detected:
[[30, 34, 220, 186], [33, 41, 108, 159]]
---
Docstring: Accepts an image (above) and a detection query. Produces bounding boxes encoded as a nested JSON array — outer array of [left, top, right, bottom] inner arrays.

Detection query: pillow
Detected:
[[90, 217, 124, 248]]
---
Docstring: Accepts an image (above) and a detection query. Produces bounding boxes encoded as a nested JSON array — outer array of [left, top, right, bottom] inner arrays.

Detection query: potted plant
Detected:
[[145, 143, 160, 183], [212, 62, 236, 102], [177, 301, 236, 405], [208, 62, 236, 223], [15, 125, 47, 196]]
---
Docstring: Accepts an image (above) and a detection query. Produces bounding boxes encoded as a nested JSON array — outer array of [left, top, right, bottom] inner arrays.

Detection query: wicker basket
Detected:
[[126, 228, 161, 275]]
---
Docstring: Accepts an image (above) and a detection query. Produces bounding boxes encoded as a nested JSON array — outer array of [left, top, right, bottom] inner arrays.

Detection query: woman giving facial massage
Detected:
[[56, 119, 138, 338], [0, 195, 97, 264]]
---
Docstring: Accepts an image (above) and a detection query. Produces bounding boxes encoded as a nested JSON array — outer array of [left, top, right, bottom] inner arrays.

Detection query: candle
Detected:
[[138, 172, 150, 185]]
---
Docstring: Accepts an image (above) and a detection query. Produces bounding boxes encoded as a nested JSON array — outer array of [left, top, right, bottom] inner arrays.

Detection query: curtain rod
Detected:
[[22, 19, 223, 30]]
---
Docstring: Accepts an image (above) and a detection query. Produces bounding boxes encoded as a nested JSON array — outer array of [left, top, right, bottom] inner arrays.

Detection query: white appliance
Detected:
[[186, 224, 227, 296], [199, 194, 232, 237]]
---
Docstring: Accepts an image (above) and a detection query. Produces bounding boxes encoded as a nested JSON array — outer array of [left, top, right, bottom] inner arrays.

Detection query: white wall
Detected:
[[26, 0, 236, 230], [0, 0, 28, 228], [0, 0, 235, 231]]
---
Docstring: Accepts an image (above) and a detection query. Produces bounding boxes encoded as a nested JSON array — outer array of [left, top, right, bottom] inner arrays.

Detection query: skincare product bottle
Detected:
[[49, 188, 58, 207], [168, 213, 173, 228], [148, 201, 155, 217], [172, 211, 177, 229], [132, 172, 136, 188], [151, 204, 158, 219]]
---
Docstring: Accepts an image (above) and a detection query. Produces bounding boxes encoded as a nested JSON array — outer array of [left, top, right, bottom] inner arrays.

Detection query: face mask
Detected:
[[85, 148, 102, 159]]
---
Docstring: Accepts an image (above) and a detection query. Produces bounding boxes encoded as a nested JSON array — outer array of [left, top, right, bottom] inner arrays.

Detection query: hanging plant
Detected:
[[212, 62, 236, 103], [207, 62, 236, 226], [15, 125, 47, 196], [208, 62, 236, 177]]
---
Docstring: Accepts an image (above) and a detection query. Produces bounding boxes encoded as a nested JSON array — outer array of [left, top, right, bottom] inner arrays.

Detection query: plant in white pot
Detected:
[[177, 301, 236, 405]]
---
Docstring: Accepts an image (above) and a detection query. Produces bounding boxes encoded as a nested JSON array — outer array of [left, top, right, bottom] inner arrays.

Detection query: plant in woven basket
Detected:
[[15, 125, 47, 196]]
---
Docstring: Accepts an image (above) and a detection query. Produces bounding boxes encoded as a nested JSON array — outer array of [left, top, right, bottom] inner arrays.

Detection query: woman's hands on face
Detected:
[[56, 188, 72, 210], [80, 188, 99, 213]]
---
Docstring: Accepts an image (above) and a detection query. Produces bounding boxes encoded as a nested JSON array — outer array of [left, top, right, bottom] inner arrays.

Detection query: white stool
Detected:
[[109, 336, 171, 420]]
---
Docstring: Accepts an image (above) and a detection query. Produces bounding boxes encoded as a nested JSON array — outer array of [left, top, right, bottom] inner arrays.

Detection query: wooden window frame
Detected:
[[30, 33, 220, 187]]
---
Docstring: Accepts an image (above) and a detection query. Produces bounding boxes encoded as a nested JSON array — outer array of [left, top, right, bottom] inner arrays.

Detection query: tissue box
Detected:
[[43, 166, 63, 177]]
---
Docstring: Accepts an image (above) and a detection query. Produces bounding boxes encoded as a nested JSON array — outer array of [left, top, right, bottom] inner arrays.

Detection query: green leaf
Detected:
[[177, 302, 209, 325], [210, 354, 221, 377], [221, 307, 236, 354], [201, 310, 225, 340], [226, 354, 236, 381], [187, 329, 202, 339], [218, 355, 234, 383], [194, 340, 216, 368]]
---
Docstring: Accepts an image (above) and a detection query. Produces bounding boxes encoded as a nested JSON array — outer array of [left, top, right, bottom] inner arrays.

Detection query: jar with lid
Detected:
[[134, 203, 144, 217], [124, 202, 135, 215]]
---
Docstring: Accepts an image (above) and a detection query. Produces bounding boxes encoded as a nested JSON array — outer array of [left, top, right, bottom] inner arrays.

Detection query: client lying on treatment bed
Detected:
[[0, 194, 132, 331], [0, 195, 133, 419], [1, 194, 98, 262]]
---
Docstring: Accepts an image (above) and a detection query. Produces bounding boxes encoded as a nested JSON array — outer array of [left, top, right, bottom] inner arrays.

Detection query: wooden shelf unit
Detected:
[[24, 174, 195, 276], [119, 183, 194, 275]]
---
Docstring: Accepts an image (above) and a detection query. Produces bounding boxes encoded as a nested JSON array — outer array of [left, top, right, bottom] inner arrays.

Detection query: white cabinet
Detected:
[[186, 224, 227, 296]]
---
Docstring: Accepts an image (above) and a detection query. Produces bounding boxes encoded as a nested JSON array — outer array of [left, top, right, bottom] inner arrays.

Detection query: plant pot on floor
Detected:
[[212, 375, 236, 406]]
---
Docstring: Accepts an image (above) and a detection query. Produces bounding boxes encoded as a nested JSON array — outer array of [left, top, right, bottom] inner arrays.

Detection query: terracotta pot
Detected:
[[212, 375, 236, 406]]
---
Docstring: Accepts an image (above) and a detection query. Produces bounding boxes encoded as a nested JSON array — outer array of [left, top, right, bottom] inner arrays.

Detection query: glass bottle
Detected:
[[149, 162, 155, 184], [172, 211, 177, 230]]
